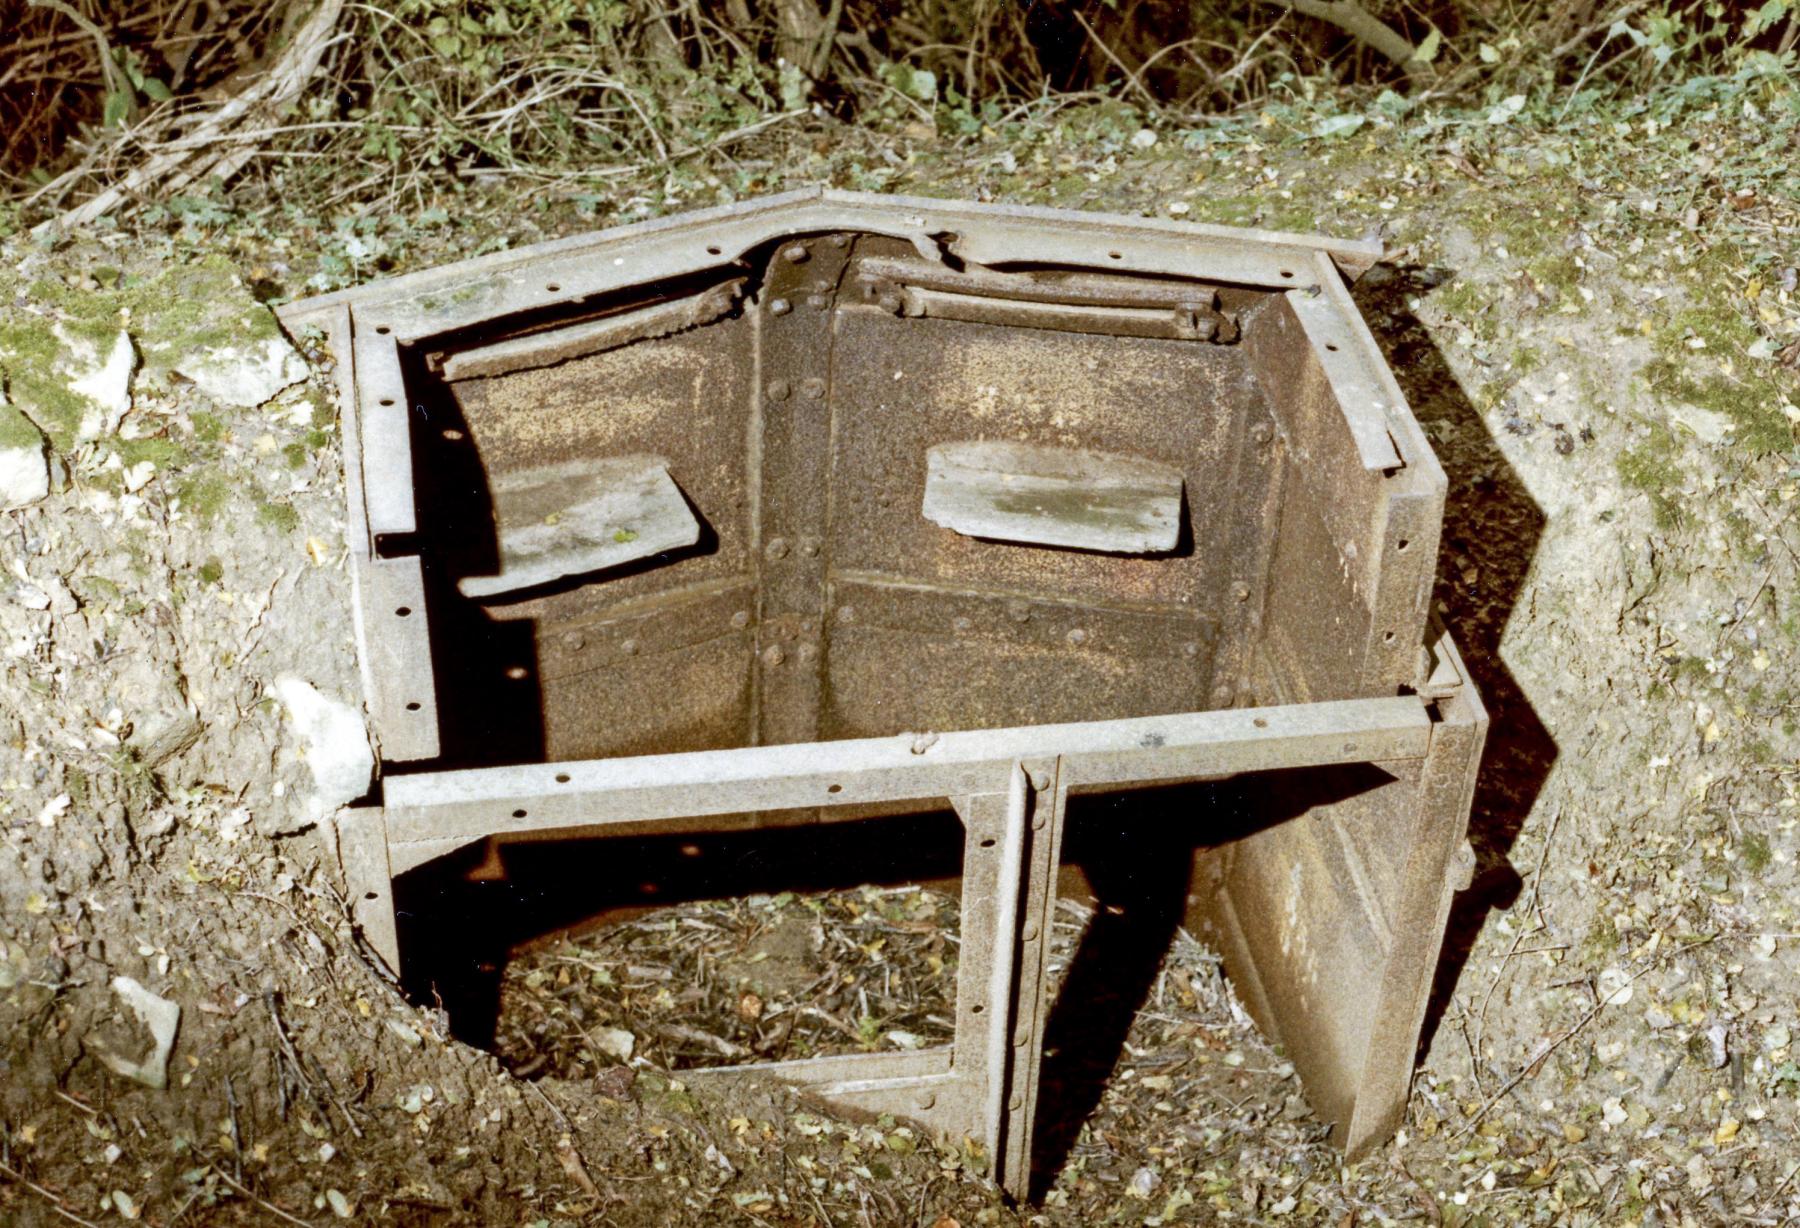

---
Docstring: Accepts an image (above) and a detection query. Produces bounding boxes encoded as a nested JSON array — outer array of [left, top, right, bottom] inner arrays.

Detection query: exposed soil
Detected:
[[3, 92, 1798, 1227]]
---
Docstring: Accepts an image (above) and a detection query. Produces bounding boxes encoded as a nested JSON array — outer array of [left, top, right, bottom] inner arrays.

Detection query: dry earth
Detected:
[[1, 90, 1797, 1227]]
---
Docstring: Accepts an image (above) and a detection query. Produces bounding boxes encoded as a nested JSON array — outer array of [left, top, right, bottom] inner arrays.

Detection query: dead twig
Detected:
[[1474, 804, 1563, 1062], [34, 0, 346, 234], [1453, 938, 1713, 1141], [1069, 9, 1160, 109], [208, 1163, 319, 1228], [0, 1158, 104, 1228], [1257, 0, 1425, 75]]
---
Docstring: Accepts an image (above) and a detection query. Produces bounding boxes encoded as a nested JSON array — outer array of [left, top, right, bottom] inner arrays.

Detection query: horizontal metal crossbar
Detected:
[[381, 695, 1431, 855]]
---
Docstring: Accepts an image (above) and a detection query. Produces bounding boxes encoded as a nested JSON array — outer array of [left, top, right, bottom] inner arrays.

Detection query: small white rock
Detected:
[[592, 1026, 635, 1061], [1597, 967, 1633, 1005], [177, 333, 308, 409], [65, 328, 136, 441], [271, 675, 374, 819], [88, 976, 181, 1090], [1127, 1166, 1159, 1198], [1705, 1022, 1729, 1068], [0, 394, 50, 510], [1130, 127, 1158, 149]]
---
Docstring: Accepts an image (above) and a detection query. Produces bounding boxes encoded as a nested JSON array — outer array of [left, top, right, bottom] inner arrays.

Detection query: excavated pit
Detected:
[[283, 193, 1485, 1194]]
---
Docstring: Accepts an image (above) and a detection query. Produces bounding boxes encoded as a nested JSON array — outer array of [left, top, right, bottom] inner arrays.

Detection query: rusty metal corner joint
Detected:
[[279, 188, 1485, 1197]]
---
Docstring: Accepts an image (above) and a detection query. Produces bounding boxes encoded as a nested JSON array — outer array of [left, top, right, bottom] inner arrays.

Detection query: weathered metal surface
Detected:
[[278, 192, 1481, 1198], [440, 277, 747, 381], [456, 457, 700, 599], [922, 441, 1184, 554]]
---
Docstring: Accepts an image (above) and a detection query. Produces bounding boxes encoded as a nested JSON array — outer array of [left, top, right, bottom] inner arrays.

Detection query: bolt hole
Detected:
[[1253, 717, 1268, 728], [979, 838, 996, 848], [706, 245, 722, 256], [972, 1004, 984, 1013], [442, 427, 465, 442], [404, 701, 421, 711], [505, 665, 528, 680], [827, 783, 842, 794], [1325, 342, 1339, 352], [364, 891, 378, 901], [375, 326, 391, 335], [1279, 269, 1294, 279], [1396, 538, 1410, 552], [555, 772, 570, 784], [1107, 250, 1122, 260], [395, 606, 412, 617], [512, 808, 527, 819], [1383, 631, 1397, 644], [378, 397, 394, 407], [546, 283, 560, 293]]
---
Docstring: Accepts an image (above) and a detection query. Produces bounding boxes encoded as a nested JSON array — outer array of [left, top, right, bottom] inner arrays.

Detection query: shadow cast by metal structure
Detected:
[[278, 189, 1486, 1198]]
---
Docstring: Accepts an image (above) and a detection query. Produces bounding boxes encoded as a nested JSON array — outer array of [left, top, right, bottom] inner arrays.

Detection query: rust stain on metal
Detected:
[[279, 191, 1484, 1199]]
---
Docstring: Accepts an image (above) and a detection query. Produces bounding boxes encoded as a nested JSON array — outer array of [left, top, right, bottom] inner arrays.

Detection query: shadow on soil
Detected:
[[1353, 264, 1558, 1063]]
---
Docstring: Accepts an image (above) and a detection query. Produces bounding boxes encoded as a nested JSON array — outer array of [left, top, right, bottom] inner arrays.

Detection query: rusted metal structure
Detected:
[[279, 189, 1484, 1197]]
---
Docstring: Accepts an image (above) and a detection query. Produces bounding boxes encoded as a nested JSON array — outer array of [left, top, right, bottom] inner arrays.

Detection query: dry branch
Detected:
[[32, 0, 345, 235], [1259, 0, 1426, 75]]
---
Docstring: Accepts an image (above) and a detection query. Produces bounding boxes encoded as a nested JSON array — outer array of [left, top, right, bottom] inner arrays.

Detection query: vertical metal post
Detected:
[[983, 763, 1030, 1152]]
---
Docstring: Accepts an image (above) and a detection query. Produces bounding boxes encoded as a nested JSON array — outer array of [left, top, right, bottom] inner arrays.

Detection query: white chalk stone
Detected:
[[65, 328, 136, 441], [178, 334, 308, 409], [88, 976, 181, 1089], [0, 394, 50, 510], [272, 675, 374, 820]]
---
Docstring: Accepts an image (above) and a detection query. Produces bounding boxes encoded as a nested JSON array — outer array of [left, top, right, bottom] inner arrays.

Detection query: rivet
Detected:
[[877, 293, 903, 314], [768, 297, 791, 316], [620, 638, 639, 656], [1007, 600, 1031, 624], [1022, 921, 1039, 941], [1211, 682, 1235, 706], [806, 293, 830, 312], [1251, 423, 1273, 445], [1013, 1025, 1031, 1047], [797, 642, 819, 663], [1009, 1093, 1025, 1112], [827, 234, 850, 248], [767, 379, 791, 402], [1029, 769, 1051, 791], [800, 377, 827, 400], [1231, 581, 1251, 602], [1182, 642, 1201, 658], [766, 537, 789, 560], [782, 243, 809, 263], [561, 631, 585, 651], [762, 645, 786, 667], [952, 615, 973, 633], [1066, 627, 1087, 646], [914, 1090, 936, 1111], [731, 610, 751, 629], [836, 605, 856, 623], [800, 539, 820, 557]]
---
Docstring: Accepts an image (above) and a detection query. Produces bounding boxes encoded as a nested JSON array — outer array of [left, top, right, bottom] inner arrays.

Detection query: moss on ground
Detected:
[[0, 398, 46, 451], [256, 500, 300, 534], [0, 256, 287, 457], [1617, 422, 1687, 529], [176, 472, 231, 524]]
